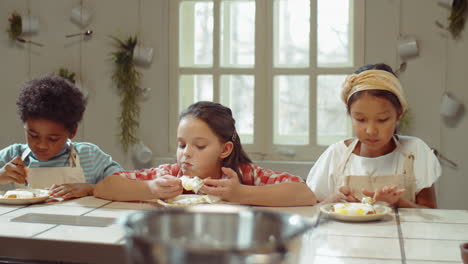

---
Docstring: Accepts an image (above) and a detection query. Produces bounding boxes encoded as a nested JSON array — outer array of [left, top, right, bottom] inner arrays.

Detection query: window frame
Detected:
[[169, 0, 365, 161]]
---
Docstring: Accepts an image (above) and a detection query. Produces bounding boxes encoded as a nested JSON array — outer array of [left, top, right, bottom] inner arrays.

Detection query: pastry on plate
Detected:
[[331, 202, 376, 216], [180, 176, 204, 194], [158, 194, 221, 207], [3, 190, 37, 199]]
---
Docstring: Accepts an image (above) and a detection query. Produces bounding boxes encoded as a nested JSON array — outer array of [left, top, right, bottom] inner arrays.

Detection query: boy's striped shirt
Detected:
[[0, 141, 123, 185]]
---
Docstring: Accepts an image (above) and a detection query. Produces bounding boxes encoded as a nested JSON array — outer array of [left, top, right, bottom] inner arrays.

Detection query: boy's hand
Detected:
[[49, 183, 95, 200], [0, 157, 28, 184], [362, 185, 406, 206], [201, 167, 243, 203], [150, 175, 183, 200]]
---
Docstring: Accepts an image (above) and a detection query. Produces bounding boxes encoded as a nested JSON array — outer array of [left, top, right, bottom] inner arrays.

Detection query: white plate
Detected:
[[320, 203, 392, 222], [157, 194, 221, 207], [0, 189, 50, 205]]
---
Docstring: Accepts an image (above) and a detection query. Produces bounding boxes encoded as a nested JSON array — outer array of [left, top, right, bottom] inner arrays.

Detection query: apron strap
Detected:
[[340, 137, 406, 173], [393, 138, 417, 200], [402, 152, 416, 201], [21, 142, 80, 168], [337, 139, 360, 175], [335, 139, 359, 188], [69, 144, 81, 168], [336, 137, 413, 180]]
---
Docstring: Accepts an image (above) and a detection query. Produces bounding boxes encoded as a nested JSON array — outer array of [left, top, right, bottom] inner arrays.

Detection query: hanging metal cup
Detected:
[[133, 45, 154, 66], [440, 92, 462, 118], [132, 141, 153, 164], [21, 16, 39, 34], [398, 38, 419, 59], [438, 0, 454, 8], [70, 6, 93, 27]]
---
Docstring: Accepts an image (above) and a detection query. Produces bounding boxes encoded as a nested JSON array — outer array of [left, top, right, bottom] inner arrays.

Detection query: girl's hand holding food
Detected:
[[149, 175, 183, 200], [201, 167, 244, 203]]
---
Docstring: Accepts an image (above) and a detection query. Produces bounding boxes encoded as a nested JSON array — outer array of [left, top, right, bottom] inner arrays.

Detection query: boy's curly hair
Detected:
[[16, 75, 87, 133]]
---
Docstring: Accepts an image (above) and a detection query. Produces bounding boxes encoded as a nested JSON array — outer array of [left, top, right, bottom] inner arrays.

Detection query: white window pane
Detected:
[[180, 1, 213, 67], [274, 75, 309, 145], [274, 0, 310, 68], [220, 75, 254, 144], [179, 75, 213, 113], [317, 0, 351, 67], [316, 75, 352, 145], [221, 0, 255, 67]]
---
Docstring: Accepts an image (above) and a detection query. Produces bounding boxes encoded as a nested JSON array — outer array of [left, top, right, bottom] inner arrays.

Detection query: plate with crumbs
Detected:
[[320, 202, 392, 222], [0, 188, 50, 205], [157, 194, 221, 207]]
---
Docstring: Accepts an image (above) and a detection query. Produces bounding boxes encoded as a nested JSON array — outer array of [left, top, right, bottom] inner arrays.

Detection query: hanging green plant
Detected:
[[57, 68, 76, 84], [6, 11, 22, 41], [110, 35, 142, 152], [448, 0, 468, 39]]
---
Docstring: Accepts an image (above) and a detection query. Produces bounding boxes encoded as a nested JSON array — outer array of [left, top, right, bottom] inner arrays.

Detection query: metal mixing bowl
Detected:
[[120, 205, 314, 264]]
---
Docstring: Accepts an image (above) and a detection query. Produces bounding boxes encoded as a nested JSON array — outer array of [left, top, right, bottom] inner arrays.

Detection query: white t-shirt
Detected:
[[306, 136, 441, 201]]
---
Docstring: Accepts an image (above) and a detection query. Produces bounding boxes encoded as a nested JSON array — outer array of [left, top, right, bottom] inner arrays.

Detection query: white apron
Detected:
[[17, 144, 86, 189], [336, 137, 417, 202]]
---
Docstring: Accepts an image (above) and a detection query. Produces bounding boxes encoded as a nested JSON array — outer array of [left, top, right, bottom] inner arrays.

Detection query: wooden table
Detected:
[[0, 196, 467, 263]]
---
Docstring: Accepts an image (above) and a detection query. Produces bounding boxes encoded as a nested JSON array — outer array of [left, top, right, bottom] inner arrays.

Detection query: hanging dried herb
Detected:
[[110, 35, 141, 152], [7, 12, 22, 41], [6, 11, 44, 46], [448, 0, 468, 39], [399, 108, 413, 135], [57, 68, 76, 84]]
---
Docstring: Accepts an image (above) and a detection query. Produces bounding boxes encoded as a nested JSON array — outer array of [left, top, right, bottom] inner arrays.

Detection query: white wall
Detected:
[[0, 0, 172, 171], [0, 0, 467, 209]]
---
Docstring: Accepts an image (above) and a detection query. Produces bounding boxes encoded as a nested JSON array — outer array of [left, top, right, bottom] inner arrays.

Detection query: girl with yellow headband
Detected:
[[306, 63, 441, 208]]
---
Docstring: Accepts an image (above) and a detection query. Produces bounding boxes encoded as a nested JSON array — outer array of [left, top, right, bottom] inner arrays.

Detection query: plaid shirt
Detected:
[[113, 163, 303, 185]]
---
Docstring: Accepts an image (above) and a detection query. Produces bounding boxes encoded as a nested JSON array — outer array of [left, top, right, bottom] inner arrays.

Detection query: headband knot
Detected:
[[341, 70, 407, 113]]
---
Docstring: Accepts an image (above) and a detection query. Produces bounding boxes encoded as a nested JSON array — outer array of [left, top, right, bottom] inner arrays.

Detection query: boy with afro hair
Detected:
[[0, 75, 123, 199]]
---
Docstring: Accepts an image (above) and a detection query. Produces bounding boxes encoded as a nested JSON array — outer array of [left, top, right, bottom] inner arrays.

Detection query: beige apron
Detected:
[[336, 137, 417, 202], [17, 144, 86, 189]]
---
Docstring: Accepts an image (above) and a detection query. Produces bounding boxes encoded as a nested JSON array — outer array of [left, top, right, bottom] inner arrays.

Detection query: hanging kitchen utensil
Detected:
[[16, 37, 44, 47], [66, 29, 93, 38], [432, 148, 458, 168]]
